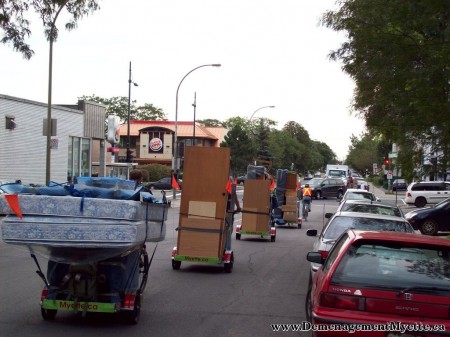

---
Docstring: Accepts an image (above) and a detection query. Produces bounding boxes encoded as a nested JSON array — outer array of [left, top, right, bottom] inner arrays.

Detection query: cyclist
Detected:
[[302, 183, 312, 213]]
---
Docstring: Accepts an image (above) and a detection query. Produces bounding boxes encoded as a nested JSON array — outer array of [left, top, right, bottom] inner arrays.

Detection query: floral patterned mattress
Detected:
[[0, 194, 168, 262]]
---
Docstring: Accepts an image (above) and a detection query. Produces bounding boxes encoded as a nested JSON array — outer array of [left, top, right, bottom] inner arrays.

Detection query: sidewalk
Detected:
[[370, 184, 407, 206]]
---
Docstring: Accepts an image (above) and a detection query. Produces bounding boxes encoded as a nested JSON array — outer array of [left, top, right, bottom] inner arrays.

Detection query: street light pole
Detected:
[[126, 61, 138, 163], [248, 105, 275, 122], [45, 1, 69, 185], [192, 92, 197, 145], [172, 63, 221, 199]]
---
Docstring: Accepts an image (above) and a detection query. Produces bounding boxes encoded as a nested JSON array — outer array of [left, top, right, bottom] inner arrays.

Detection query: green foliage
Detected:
[[197, 119, 224, 127], [221, 120, 255, 174], [79, 95, 167, 122], [0, 0, 101, 59], [136, 164, 172, 182], [322, 0, 450, 177]]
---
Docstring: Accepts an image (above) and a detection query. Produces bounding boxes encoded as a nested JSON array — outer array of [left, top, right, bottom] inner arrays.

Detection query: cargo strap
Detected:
[[175, 226, 225, 234]]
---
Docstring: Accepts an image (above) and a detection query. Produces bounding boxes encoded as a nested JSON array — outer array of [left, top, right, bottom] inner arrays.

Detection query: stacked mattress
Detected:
[[0, 179, 169, 263]]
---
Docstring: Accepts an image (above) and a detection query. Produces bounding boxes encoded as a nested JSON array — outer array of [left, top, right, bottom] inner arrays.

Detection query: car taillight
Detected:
[[318, 250, 329, 260], [320, 292, 365, 311], [41, 289, 48, 301], [123, 293, 136, 309], [171, 246, 178, 257]]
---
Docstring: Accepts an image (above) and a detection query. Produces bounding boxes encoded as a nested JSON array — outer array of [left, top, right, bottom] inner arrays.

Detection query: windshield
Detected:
[[341, 203, 402, 217], [323, 216, 413, 240], [344, 191, 375, 201], [331, 242, 450, 292], [306, 178, 323, 187], [328, 170, 346, 178], [434, 197, 450, 209]]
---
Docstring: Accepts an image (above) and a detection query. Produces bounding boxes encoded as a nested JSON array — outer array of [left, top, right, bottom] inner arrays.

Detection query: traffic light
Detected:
[[384, 158, 390, 165]]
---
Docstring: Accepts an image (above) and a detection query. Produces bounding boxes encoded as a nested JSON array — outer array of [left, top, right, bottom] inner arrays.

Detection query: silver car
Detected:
[[306, 212, 415, 275]]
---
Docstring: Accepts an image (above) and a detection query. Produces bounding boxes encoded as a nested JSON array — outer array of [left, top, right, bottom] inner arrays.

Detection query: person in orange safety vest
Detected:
[[302, 183, 312, 212]]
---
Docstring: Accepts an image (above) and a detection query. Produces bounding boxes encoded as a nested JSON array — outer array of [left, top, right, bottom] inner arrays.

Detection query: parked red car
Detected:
[[306, 230, 450, 336]]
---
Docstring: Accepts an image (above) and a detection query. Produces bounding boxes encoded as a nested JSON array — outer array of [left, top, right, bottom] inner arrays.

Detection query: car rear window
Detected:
[[323, 217, 413, 240], [341, 204, 402, 217], [411, 183, 443, 191], [331, 241, 450, 293], [345, 192, 374, 201]]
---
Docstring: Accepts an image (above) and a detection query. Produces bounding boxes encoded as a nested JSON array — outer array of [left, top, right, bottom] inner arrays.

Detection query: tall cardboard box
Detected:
[[176, 147, 230, 258], [242, 179, 271, 232]]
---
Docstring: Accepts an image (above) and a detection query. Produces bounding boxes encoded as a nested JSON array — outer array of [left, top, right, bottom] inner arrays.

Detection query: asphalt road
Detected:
[[0, 186, 430, 337]]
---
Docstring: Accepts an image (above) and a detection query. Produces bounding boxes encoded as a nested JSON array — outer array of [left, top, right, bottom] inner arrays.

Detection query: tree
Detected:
[[221, 117, 255, 174], [322, 0, 450, 177], [1, 0, 101, 59], [251, 117, 277, 167], [269, 129, 304, 172], [197, 118, 224, 127], [283, 121, 311, 145], [345, 133, 382, 175], [79, 95, 167, 121]]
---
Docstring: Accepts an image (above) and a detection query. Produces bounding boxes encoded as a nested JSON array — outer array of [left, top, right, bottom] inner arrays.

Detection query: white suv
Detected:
[[404, 181, 450, 207]]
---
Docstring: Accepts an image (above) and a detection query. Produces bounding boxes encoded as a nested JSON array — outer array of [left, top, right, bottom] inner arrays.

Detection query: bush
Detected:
[[137, 164, 172, 182]]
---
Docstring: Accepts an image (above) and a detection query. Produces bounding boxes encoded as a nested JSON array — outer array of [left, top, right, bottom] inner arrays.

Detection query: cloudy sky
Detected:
[[1, 0, 366, 160]]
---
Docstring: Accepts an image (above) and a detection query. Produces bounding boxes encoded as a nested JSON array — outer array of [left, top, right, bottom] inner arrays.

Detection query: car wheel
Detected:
[[315, 191, 321, 200], [414, 197, 427, 208], [172, 260, 181, 270], [41, 308, 57, 321], [419, 219, 439, 236]]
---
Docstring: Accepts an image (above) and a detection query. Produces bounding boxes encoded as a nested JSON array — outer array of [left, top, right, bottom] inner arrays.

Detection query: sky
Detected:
[[1, 0, 366, 160]]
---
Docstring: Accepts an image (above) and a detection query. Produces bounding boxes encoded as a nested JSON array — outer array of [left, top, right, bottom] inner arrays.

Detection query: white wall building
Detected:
[[0, 94, 105, 185]]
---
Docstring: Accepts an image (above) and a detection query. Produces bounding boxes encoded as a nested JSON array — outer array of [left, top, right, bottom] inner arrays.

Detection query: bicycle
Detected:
[[302, 200, 310, 221]]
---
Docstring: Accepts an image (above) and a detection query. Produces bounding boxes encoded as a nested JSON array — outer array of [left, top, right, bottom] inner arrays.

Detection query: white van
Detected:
[[404, 181, 450, 207]]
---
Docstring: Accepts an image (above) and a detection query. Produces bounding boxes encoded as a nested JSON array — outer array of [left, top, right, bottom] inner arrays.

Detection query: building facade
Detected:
[[0, 94, 105, 185], [116, 120, 227, 168]]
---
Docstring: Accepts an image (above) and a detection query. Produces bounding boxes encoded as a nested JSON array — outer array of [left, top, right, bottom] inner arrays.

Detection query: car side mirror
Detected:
[[325, 212, 333, 219], [306, 229, 318, 237], [306, 252, 324, 264]]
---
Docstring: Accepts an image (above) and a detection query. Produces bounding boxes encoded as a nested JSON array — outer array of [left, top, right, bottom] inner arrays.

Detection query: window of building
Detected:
[[68, 136, 91, 181], [5, 115, 16, 130]]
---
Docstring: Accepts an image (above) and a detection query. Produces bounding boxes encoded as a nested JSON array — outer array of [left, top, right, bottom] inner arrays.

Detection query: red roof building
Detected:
[[117, 120, 227, 165]]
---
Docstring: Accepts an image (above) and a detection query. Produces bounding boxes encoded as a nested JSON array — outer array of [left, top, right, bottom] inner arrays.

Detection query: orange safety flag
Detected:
[[226, 177, 233, 194], [4, 194, 23, 219], [171, 173, 181, 190], [269, 178, 276, 191]]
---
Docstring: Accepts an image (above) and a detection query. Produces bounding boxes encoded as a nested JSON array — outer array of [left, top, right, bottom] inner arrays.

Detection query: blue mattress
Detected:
[[0, 194, 168, 263]]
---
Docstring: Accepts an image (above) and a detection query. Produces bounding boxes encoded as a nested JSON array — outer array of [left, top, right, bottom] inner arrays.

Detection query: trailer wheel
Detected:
[[139, 247, 149, 292], [224, 253, 234, 273], [172, 260, 181, 270], [41, 308, 57, 321], [124, 292, 141, 325], [235, 233, 241, 240]]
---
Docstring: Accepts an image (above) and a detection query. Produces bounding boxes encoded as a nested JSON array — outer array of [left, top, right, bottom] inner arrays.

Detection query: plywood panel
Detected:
[[286, 173, 298, 190], [177, 218, 224, 258], [242, 179, 270, 232], [180, 147, 230, 223], [188, 201, 216, 219]]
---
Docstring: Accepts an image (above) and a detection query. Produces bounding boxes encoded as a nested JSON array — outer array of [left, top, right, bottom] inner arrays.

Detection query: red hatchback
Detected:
[[306, 230, 450, 337]]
